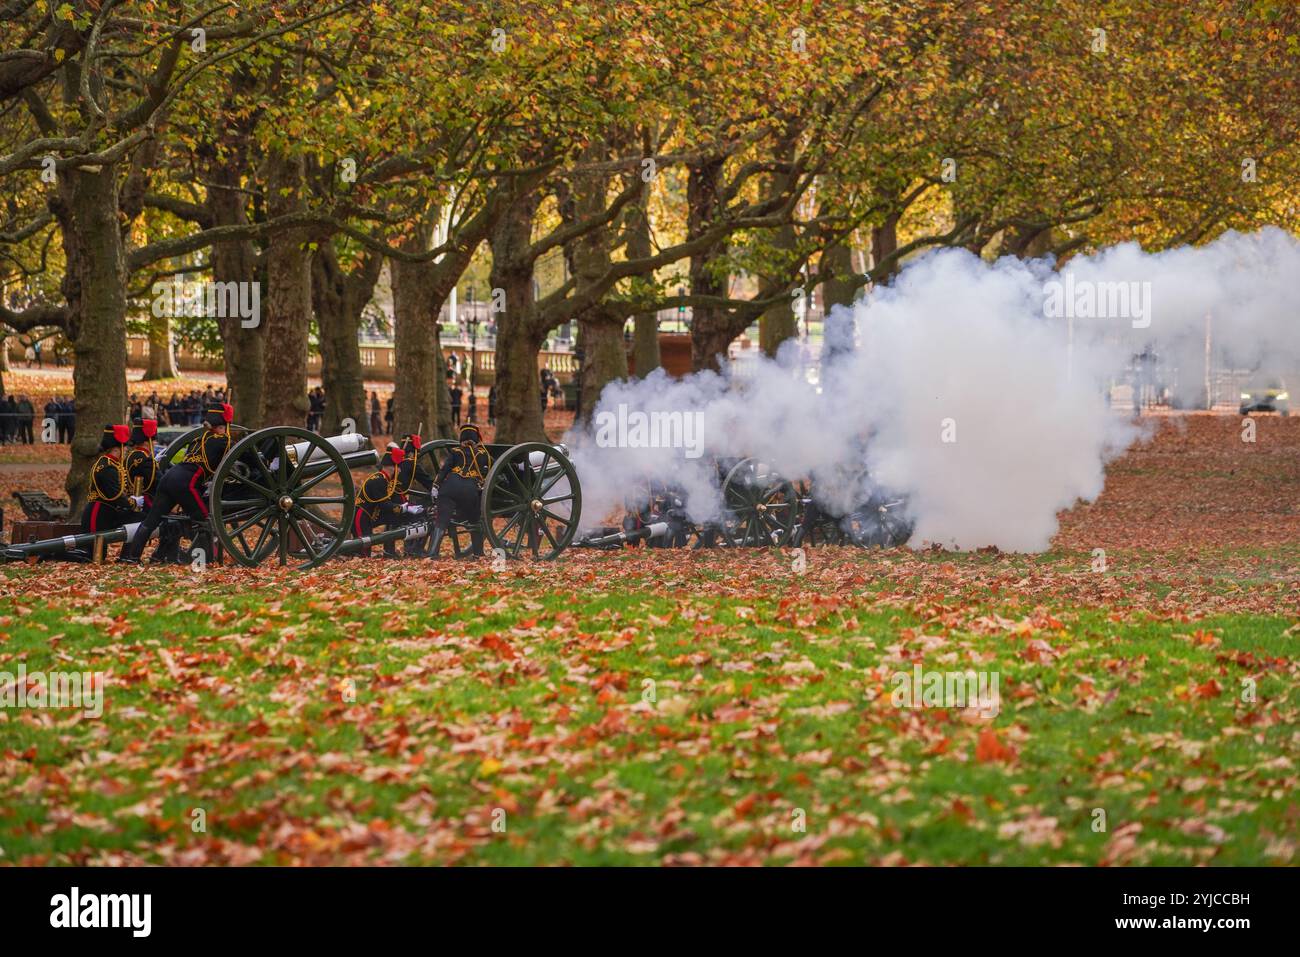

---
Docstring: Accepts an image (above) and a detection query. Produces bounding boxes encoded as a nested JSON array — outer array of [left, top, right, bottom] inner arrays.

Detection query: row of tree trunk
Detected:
[[51, 139, 894, 512]]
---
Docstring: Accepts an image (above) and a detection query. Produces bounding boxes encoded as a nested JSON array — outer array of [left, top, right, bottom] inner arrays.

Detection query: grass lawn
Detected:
[[1, 546, 1295, 866]]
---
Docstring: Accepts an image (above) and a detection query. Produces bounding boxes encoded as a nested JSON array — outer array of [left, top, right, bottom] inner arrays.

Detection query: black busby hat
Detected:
[[380, 446, 406, 469], [100, 423, 130, 451], [458, 422, 483, 444], [129, 418, 158, 446], [202, 402, 234, 428]]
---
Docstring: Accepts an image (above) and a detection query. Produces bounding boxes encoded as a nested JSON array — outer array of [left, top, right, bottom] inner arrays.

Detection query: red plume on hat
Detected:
[[142, 419, 158, 439], [111, 424, 131, 444], [203, 403, 235, 429]]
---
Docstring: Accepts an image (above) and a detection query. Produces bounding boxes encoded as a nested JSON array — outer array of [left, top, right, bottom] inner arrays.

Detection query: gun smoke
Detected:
[[565, 228, 1300, 551]]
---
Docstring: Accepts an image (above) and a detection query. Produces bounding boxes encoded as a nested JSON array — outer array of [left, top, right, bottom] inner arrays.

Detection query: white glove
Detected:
[[428, 485, 439, 499], [129, 495, 145, 508], [401, 503, 425, 515]]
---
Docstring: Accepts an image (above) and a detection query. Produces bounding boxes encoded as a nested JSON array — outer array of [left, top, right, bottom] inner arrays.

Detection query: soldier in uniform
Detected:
[[81, 423, 141, 535], [121, 403, 234, 563], [355, 445, 422, 557], [125, 418, 159, 506], [395, 433, 436, 494], [126, 417, 183, 560], [430, 422, 491, 558], [392, 433, 437, 556]]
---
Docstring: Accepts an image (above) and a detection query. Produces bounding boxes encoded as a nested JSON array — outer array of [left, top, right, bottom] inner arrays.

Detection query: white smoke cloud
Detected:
[[564, 228, 1300, 552]]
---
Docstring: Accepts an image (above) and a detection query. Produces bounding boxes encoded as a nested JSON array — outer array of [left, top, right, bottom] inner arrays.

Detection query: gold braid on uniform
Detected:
[[128, 447, 156, 490], [182, 431, 220, 473], [452, 445, 492, 483], [358, 469, 400, 517], [88, 454, 128, 503]]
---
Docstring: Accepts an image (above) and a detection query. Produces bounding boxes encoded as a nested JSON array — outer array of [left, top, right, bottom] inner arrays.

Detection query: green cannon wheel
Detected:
[[482, 442, 582, 560], [791, 480, 847, 547], [209, 426, 356, 570], [720, 457, 797, 547], [842, 494, 914, 548]]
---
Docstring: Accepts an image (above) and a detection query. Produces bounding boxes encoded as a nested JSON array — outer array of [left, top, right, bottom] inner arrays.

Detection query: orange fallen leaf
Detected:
[[975, 728, 1015, 764]]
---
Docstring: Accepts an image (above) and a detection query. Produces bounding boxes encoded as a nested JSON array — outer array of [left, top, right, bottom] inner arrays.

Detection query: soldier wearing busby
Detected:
[[391, 433, 437, 556], [125, 418, 159, 506], [430, 422, 491, 558], [121, 402, 234, 563], [81, 423, 141, 535], [395, 433, 436, 495], [354, 444, 422, 557]]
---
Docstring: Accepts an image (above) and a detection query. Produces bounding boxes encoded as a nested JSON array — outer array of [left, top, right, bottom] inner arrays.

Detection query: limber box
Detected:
[[10, 520, 83, 562], [11, 519, 80, 543]]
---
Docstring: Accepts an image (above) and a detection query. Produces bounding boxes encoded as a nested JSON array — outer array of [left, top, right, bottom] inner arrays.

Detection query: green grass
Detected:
[[0, 552, 1295, 865]]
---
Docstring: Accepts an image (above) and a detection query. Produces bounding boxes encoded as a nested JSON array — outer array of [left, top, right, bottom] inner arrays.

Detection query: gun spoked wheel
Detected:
[[483, 442, 582, 560], [720, 458, 797, 547], [792, 484, 846, 547], [843, 493, 914, 548], [209, 426, 355, 570]]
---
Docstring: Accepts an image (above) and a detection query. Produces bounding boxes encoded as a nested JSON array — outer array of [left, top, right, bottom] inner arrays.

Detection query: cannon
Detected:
[[5, 426, 590, 568], [578, 459, 798, 550], [789, 467, 913, 548], [585, 456, 912, 552], [3, 425, 374, 569], [206, 426, 369, 569], [4, 419, 910, 567], [377, 438, 582, 561]]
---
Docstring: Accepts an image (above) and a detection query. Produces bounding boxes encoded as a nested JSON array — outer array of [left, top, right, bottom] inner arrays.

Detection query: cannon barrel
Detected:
[[231, 447, 376, 484], [580, 521, 668, 548], [266, 433, 376, 474], [3, 522, 141, 562], [297, 447, 378, 478], [288, 432, 372, 465], [336, 519, 433, 556], [526, 447, 570, 471]]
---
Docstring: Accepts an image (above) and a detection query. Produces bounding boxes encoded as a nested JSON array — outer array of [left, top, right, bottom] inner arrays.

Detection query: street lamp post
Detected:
[[467, 285, 478, 395]]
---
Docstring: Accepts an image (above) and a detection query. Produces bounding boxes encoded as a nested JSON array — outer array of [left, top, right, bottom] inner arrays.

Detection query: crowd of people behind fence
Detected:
[[129, 388, 230, 427], [0, 393, 41, 443], [0, 388, 235, 445]]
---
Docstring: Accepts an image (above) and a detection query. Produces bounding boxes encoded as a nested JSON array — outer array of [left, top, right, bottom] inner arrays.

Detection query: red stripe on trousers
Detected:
[[90, 501, 100, 533], [188, 470, 209, 517]]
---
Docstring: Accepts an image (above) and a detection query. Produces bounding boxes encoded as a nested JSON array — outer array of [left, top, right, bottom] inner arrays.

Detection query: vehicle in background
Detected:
[[1239, 380, 1290, 416]]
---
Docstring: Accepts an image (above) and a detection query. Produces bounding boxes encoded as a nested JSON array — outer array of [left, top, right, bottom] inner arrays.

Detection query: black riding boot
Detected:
[[427, 526, 446, 559], [152, 522, 182, 564]]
